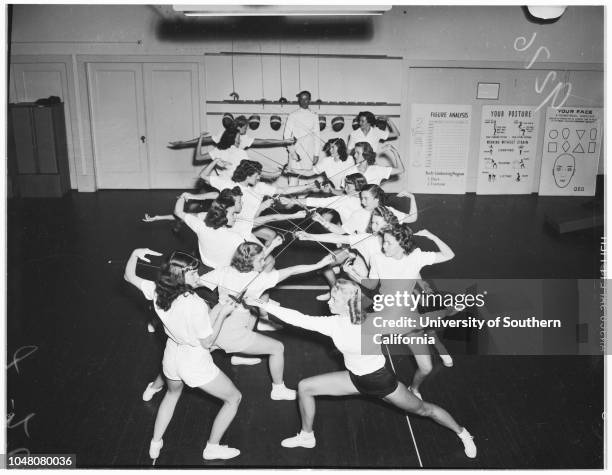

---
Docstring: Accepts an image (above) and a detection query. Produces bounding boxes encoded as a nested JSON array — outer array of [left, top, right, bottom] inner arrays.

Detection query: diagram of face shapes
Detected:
[[553, 153, 576, 188]]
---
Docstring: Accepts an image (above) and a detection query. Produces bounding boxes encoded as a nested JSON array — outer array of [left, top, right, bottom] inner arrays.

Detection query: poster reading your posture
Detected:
[[409, 104, 472, 194], [538, 107, 602, 196], [476, 106, 539, 194]]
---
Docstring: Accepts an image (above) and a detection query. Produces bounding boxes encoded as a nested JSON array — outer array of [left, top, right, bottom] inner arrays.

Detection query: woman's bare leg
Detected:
[[199, 371, 242, 444], [152, 379, 183, 442], [239, 333, 286, 384], [384, 382, 462, 434], [296, 371, 359, 432]]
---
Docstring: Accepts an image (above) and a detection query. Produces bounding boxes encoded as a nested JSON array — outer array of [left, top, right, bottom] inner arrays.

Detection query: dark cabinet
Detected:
[[8, 102, 71, 197]]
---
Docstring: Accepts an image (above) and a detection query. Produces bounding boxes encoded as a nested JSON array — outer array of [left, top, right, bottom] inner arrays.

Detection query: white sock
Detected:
[[272, 382, 286, 389]]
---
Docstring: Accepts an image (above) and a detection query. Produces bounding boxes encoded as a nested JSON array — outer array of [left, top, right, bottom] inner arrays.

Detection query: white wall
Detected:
[[9, 5, 604, 191], [11, 5, 603, 62]]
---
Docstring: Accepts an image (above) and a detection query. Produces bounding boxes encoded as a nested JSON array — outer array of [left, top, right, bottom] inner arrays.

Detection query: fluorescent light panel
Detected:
[[174, 5, 391, 16]]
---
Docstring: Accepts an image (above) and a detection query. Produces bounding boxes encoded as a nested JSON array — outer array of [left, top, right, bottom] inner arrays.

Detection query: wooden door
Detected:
[[87, 63, 149, 188], [143, 63, 200, 188]]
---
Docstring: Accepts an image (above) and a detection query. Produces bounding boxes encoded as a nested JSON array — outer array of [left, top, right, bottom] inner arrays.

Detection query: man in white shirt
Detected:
[[283, 90, 321, 185]]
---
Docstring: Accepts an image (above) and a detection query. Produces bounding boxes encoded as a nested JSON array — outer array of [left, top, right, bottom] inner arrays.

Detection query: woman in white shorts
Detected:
[[196, 241, 338, 400], [124, 248, 242, 462]]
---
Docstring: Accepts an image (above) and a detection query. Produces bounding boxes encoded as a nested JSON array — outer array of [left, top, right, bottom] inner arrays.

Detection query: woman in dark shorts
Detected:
[[245, 279, 477, 459]]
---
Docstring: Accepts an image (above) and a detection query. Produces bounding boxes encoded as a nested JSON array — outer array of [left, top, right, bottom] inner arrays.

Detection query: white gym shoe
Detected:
[[440, 354, 454, 367], [203, 443, 240, 460], [271, 383, 297, 400], [281, 430, 316, 448], [316, 292, 330, 301], [408, 386, 423, 400], [257, 320, 281, 331], [458, 428, 477, 458], [230, 356, 262, 366], [142, 382, 163, 402], [147, 323, 155, 333], [149, 439, 163, 459]]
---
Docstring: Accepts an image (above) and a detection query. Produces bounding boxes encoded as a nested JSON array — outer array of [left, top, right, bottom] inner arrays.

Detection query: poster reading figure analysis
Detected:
[[476, 106, 539, 194], [538, 107, 602, 196], [409, 104, 472, 194]]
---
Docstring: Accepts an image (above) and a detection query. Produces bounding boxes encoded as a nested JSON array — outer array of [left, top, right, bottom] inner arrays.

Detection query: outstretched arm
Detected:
[[124, 248, 163, 290], [193, 133, 214, 166], [383, 117, 400, 141], [251, 137, 296, 148], [311, 213, 348, 235], [296, 231, 352, 245], [142, 213, 176, 222], [173, 194, 189, 221], [397, 192, 418, 224], [380, 145, 405, 177], [276, 254, 336, 282], [253, 210, 307, 227], [245, 298, 335, 335], [198, 158, 221, 182], [413, 229, 455, 263], [276, 183, 317, 196], [283, 167, 322, 178], [183, 191, 219, 201], [168, 132, 214, 149]]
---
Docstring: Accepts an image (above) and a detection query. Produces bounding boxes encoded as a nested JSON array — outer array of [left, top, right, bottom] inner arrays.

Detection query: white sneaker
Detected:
[[409, 386, 422, 400], [142, 382, 163, 402], [440, 354, 454, 367], [281, 430, 316, 448], [316, 292, 330, 301], [271, 383, 297, 400], [231, 356, 262, 366], [147, 323, 155, 333], [258, 320, 281, 331], [149, 439, 163, 459], [203, 443, 240, 460], [458, 428, 477, 458]]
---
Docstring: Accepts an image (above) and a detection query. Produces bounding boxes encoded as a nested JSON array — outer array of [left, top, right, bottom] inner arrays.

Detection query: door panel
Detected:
[[143, 63, 200, 188], [87, 62, 149, 188]]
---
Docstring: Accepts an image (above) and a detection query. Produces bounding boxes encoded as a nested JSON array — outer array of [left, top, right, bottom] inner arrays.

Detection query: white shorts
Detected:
[[162, 340, 220, 388]]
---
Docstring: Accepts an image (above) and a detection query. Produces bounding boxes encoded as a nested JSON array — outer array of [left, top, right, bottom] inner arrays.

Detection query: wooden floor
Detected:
[[6, 187, 604, 468]]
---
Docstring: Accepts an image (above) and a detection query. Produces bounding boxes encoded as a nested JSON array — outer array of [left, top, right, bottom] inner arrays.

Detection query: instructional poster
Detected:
[[538, 107, 602, 196], [476, 106, 539, 194], [409, 104, 472, 194]]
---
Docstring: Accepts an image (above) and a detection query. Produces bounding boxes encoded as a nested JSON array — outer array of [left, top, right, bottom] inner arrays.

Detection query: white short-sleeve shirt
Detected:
[[209, 146, 249, 179], [363, 165, 393, 185], [368, 248, 437, 294], [140, 280, 212, 346], [312, 156, 356, 189], [348, 127, 389, 153], [342, 206, 408, 235], [182, 214, 245, 269]]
